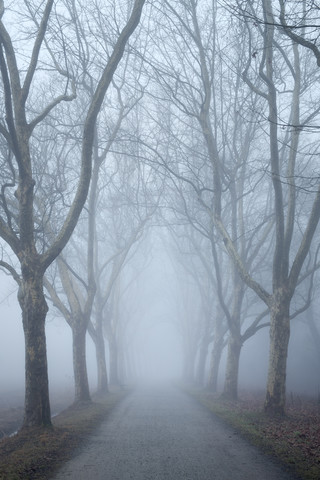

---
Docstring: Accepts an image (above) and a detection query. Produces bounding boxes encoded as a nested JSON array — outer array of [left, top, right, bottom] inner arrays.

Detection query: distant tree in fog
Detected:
[[138, 0, 320, 415], [140, 0, 272, 401], [214, 0, 320, 414], [278, 0, 320, 67], [164, 222, 224, 389], [90, 178, 157, 389], [45, 118, 158, 399], [0, 0, 145, 427], [44, 48, 148, 402]]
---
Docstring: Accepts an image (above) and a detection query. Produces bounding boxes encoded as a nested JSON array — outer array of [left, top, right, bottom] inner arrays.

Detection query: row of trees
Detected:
[[140, 0, 320, 415], [0, 0, 148, 427], [0, 0, 320, 430]]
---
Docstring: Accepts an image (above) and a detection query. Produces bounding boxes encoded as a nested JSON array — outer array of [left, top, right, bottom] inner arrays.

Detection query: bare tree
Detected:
[[44, 56, 147, 401], [137, 0, 272, 399], [215, 0, 320, 414], [0, 0, 145, 428], [91, 153, 160, 387], [139, 0, 320, 414]]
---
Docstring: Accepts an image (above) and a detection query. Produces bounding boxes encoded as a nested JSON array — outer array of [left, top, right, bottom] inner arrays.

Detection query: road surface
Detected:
[[52, 385, 298, 479]]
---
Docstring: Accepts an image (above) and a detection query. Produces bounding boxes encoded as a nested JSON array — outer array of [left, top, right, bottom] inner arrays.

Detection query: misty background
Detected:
[[1, 232, 319, 403], [0, 0, 320, 423]]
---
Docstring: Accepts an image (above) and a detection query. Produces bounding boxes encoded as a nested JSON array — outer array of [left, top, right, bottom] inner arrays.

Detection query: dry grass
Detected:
[[188, 388, 320, 480], [0, 390, 128, 480], [2, 386, 318, 479]]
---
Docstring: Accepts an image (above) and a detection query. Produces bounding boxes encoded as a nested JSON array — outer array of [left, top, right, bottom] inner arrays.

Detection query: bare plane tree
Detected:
[[140, 0, 320, 414], [0, 0, 145, 428]]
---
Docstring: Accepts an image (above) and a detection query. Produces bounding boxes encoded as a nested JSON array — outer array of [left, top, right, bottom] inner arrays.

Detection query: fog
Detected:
[[1, 235, 319, 411], [0, 242, 184, 402], [0, 0, 319, 437]]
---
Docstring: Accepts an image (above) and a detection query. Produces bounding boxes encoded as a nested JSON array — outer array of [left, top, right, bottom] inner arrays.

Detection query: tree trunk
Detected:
[[264, 289, 290, 415], [20, 273, 51, 428], [306, 307, 320, 367], [223, 333, 242, 400], [72, 321, 91, 403], [94, 331, 109, 393], [195, 337, 210, 387], [88, 314, 109, 393], [108, 333, 120, 386], [206, 335, 224, 393]]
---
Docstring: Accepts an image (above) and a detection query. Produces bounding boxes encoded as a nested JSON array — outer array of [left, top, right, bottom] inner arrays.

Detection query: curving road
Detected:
[[52, 384, 298, 480]]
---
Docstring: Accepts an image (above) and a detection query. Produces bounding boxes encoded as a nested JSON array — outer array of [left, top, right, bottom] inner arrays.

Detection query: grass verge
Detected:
[[0, 389, 129, 480], [187, 388, 320, 480]]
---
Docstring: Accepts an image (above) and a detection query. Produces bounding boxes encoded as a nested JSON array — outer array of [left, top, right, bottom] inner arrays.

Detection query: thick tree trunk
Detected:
[[20, 273, 51, 428], [206, 336, 224, 392], [94, 332, 109, 393], [223, 333, 242, 400], [72, 321, 91, 403], [264, 290, 290, 416]]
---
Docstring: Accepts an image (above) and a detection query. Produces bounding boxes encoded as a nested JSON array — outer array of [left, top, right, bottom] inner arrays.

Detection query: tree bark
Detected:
[[0, 0, 146, 428], [94, 329, 109, 393], [88, 311, 109, 393], [20, 271, 51, 428], [72, 320, 91, 404], [223, 333, 242, 400], [108, 333, 120, 386], [264, 288, 290, 415], [195, 337, 210, 386], [307, 308, 320, 367], [206, 335, 224, 393]]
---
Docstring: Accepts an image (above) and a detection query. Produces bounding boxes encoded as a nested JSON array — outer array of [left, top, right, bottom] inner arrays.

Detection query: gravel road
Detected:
[[52, 384, 299, 480]]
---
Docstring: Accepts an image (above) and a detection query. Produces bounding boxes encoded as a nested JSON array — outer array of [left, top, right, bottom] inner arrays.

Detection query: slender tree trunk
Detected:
[[94, 331, 109, 393], [20, 273, 51, 428], [72, 320, 91, 403], [223, 333, 242, 400], [307, 308, 320, 367], [0, 0, 146, 430], [207, 336, 224, 392], [265, 289, 290, 415], [88, 309, 109, 393], [108, 333, 120, 386], [195, 337, 210, 386]]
